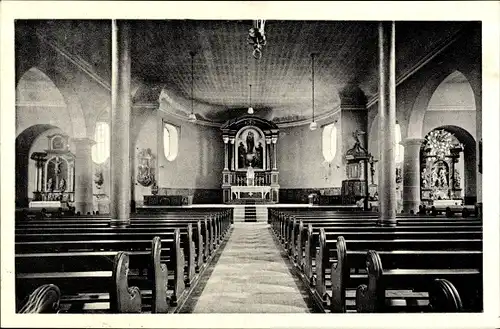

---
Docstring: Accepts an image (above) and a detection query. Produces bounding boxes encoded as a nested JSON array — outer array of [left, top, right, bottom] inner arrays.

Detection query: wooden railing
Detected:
[[230, 171, 271, 186]]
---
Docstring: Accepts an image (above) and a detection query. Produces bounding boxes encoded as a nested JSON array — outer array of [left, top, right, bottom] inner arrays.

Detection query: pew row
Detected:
[[269, 209, 483, 313], [17, 250, 144, 313]]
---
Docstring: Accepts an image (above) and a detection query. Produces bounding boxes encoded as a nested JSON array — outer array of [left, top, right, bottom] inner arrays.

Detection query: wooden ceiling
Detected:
[[25, 20, 469, 124]]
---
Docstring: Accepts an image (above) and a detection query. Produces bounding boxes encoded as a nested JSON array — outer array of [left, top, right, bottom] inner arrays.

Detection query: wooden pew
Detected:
[[18, 212, 231, 256], [328, 236, 482, 312], [278, 214, 480, 251], [296, 221, 481, 275], [17, 284, 61, 313], [313, 227, 481, 306], [16, 228, 190, 294], [16, 222, 201, 284], [268, 209, 482, 313], [355, 250, 481, 312], [16, 250, 143, 313]]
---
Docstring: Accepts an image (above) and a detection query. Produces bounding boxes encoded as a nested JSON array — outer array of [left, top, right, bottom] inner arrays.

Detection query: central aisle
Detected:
[[192, 222, 311, 313]]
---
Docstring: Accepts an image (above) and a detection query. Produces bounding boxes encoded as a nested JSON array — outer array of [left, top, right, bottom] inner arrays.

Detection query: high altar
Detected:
[[220, 116, 280, 203]]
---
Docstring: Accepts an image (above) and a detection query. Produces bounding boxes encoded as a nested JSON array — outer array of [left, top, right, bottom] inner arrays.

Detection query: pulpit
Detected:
[[341, 130, 370, 209], [220, 116, 280, 203]]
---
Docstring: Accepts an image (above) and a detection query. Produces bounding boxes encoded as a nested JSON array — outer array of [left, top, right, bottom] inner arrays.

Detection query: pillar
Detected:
[[230, 137, 235, 171], [223, 136, 229, 170], [402, 138, 424, 214], [266, 137, 271, 171], [378, 21, 397, 226], [272, 136, 278, 170], [73, 138, 95, 215], [110, 20, 132, 227]]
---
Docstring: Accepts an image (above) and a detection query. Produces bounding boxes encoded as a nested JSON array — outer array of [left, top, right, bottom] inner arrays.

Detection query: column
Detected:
[[272, 136, 278, 170], [110, 20, 132, 227], [266, 137, 271, 171], [72, 138, 95, 215], [223, 136, 229, 170], [378, 21, 397, 226], [402, 138, 424, 214], [230, 137, 235, 171]]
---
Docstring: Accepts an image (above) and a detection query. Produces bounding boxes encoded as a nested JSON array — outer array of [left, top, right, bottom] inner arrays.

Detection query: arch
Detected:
[[407, 67, 480, 139], [15, 124, 60, 207], [16, 65, 87, 138]]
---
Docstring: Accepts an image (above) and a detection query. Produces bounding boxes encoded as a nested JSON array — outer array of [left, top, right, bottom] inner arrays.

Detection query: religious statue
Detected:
[[421, 168, 428, 189], [368, 156, 377, 185], [431, 167, 438, 187], [94, 170, 104, 189], [255, 142, 264, 168], [136, 148, 155, 187], [238, 142, 246, 168], [47, 178, 54, 192], [454, 170, 461, 189], [246, 165, 255, 186], [439, 168, 448, 187], [246, 131, 255, 155], [54, 156, 62, 174], [59, 178, 66, 192]]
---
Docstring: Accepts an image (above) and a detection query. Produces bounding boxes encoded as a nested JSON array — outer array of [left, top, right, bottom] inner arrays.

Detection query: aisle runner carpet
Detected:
[[192, 223, 311, 313]]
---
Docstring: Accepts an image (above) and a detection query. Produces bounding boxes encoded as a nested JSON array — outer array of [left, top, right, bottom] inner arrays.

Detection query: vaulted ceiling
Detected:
[[21, 20, 469, 124]]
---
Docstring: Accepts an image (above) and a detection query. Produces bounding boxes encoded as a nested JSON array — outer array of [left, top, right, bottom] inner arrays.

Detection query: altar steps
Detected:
[[244, 206, 257, 222]]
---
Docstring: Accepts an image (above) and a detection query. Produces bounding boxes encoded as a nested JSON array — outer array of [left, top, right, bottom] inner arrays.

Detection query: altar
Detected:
[[231, 185, 271, 200], [220, 116, 280, 203]]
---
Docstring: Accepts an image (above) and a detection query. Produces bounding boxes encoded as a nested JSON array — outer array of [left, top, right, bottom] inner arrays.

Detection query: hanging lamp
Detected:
[[309, 53, 318, 131], [188, 51, 197, 122], [247, 84, 254, 114]]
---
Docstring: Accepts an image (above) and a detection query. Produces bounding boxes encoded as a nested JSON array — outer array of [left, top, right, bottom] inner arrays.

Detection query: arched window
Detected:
[[322, 123, 337, 162], [91, 121, 110, 164], [395, 123, 404, 164], [163, 123, 179, 161]]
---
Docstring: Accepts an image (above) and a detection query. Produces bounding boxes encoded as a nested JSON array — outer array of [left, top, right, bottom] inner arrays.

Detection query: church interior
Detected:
[[11, 17, 489, 317]]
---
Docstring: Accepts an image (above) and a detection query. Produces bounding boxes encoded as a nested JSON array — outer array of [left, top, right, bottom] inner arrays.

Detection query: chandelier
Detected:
[[188, 51, 197, 122], [248, 19, 266, 60], [309, 53, 318, 131], [247, 84, 254, 114]]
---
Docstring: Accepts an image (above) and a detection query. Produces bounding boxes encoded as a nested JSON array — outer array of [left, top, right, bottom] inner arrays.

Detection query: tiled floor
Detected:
[[191, 223, 311, 313]]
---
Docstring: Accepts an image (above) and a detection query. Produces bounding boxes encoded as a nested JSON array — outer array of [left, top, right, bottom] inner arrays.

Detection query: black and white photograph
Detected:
[[1, 1, 499, 328]]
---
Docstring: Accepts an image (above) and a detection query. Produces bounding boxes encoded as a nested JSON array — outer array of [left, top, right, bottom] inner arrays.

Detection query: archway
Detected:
[[16, 66, 88, 138], [402, 69, 479, 212], [15, 67, 76, 207], [15, 124, 60, 207]]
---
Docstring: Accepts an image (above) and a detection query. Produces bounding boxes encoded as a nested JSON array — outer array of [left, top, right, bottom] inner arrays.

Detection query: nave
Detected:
[[10, 16, 490, 318]]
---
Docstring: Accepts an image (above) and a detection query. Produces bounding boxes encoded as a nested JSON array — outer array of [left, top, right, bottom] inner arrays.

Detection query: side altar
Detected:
[[220, 116, 280, 203]]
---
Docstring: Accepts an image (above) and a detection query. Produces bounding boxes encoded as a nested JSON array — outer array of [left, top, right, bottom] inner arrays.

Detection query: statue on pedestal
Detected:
[[246, 165, 255, 186]]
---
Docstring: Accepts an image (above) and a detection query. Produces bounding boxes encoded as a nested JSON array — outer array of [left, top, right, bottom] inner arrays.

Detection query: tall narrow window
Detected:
[[322, 123, 337, 162], [91, 121, 110, 164], [395, 123, 404, 163], [163, 123, 179, 161]]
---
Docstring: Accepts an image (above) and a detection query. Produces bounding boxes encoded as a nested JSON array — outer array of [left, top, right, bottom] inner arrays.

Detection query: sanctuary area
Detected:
[[13, 19, 483, 314]]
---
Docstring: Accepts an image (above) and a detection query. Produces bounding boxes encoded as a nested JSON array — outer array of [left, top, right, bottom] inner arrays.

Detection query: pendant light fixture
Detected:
[[188, 51, 197, 123], [247, 84, 254, 115], [309, 53, 318, 131]]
